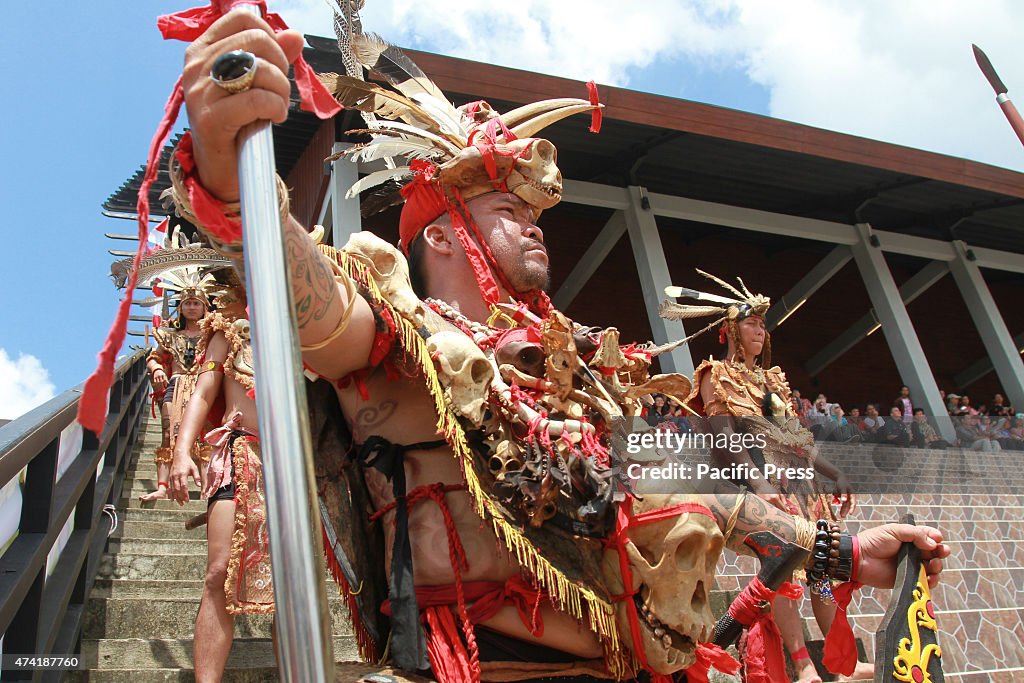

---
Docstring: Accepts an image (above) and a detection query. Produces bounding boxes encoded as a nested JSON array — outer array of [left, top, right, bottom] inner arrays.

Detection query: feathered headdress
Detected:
[[656, 269, 771, 349], [322, 0, 603, 313]]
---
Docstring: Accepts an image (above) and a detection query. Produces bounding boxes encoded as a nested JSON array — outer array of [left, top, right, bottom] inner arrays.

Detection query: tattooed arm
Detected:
[[706, 487, 951, 589]]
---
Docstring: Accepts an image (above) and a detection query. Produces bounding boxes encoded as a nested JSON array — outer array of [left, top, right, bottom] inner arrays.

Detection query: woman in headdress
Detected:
[[663, 272, 871, 682], [140, 275, 214, 502]]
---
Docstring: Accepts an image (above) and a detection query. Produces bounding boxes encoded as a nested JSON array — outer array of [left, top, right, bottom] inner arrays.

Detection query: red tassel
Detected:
[[586, 80, 603, 133], [685, 642, 740, 683], [727, 578, 788, 683], [823, 582, 862, 676]]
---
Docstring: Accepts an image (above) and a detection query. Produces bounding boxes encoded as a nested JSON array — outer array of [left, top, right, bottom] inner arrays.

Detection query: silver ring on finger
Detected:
[[211, 50, 259, 94]]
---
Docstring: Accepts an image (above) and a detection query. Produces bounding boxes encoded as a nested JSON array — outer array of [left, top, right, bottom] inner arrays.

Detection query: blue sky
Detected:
[[0, 0, 1020, 420]]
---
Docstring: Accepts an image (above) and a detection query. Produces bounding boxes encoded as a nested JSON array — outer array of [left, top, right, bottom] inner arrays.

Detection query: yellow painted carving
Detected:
[[892, 564, 942, 683]]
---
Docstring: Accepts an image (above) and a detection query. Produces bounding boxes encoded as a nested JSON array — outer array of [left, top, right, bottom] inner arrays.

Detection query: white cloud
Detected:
[[0, 349, 56, 422], [280, 0, 1024, 172]]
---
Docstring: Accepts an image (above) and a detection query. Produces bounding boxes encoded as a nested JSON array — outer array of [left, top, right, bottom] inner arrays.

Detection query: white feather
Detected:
[[345, 166, 412, 199], [346, 139, 443, 163], [411, 93, 470, 139], [371, 120, 462, 157]]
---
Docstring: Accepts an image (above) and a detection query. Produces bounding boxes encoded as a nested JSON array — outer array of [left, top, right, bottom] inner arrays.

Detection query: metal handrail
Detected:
[[0, 349, 149, 681]]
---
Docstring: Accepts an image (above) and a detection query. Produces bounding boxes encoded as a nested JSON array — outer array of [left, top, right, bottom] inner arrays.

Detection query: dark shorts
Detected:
[[207, 431, 242, 508]]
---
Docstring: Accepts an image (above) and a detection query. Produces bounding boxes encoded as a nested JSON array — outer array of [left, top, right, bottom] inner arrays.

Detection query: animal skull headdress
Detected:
[[322, 2, 602, 313]]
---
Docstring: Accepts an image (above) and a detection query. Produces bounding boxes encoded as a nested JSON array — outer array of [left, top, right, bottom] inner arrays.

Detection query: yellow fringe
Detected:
[[336, 252, 622, 656]]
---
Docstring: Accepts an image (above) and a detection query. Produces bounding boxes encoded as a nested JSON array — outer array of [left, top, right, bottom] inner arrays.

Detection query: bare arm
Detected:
[[706, 489, 950, 589], [181, 10, 376, 379]]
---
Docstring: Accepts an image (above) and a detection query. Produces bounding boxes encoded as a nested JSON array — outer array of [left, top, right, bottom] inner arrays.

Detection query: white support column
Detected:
[[805, 261, 948, 377], [330, 142, 362, 250], [954, 331, 1024, 389], [850, 224, 952, 438], [766, 246, 851, 331], [625, 186, 694, 376], [948, 240, 1024, 411], [552, 211, 626, 310]]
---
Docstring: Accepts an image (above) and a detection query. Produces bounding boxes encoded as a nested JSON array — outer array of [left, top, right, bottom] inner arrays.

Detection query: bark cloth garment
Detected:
[[684, 358, 835, 523], [308, 233, 722, 683]]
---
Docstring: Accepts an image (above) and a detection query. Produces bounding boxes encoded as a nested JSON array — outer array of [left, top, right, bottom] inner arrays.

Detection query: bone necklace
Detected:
[[426, 297, 498, 344]]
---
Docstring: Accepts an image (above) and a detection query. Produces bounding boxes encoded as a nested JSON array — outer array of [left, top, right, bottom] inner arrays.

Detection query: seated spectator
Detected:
[[645, 394, 673, 428], [825, 404, 862, 443], [910, 408, 949, 450], [861, 404, 886, 443], [879, 406, 911, 447], [1000, 416, 1024, 451], [945, 393, 961, 415], [847, 406, 864, 431], [955, 414, 1002, 452], [667, 399, 693, 434]]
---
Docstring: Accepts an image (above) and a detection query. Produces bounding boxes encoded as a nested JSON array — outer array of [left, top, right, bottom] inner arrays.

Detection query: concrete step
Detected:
[[122, 497, 208, 512], [122, 508, 201, 523], [97, 552, 207, 581], [82, 595, 353, 639], [127, 482, 204, 500], [112, 520, 208, 541], [96, 552, 340, 583], [90, 579, 204, 599], [81, 636, 359, 671], [107, 538, 208, 556]]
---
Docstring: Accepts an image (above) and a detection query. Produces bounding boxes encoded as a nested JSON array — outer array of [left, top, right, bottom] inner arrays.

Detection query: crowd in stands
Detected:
[[641, 386, 1024, 451]]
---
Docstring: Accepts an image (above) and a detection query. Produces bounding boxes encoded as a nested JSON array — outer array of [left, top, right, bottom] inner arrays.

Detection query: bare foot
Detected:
[[139, 486, 168, 503], [793, 658, 822, 683], [838, 661, 874, 681]]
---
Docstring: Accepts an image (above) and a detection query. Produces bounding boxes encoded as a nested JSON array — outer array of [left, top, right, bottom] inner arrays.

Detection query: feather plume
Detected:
[[320, 73, 440, 131], [344, 138, 444, 163], [369, 120, 463, 157], [410, 93, 471, 139], [696, 268, 746, 299], [353, 32, 453, 106], [658, 301, 727, 321], [133, 296, 165, 308], [331, 0, 365, 79], [736, 276, 755, 299], [358, 181, 405, 218], [345, 166, 412, 199]]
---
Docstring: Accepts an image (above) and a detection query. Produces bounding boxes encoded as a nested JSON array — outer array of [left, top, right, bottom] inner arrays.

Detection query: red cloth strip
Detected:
[[685, 642, 740, 683], [586, 81, 603, 134], [822, 581, 862, 676], [727, 577, 788, 683], [77, 78, 186, 434]]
